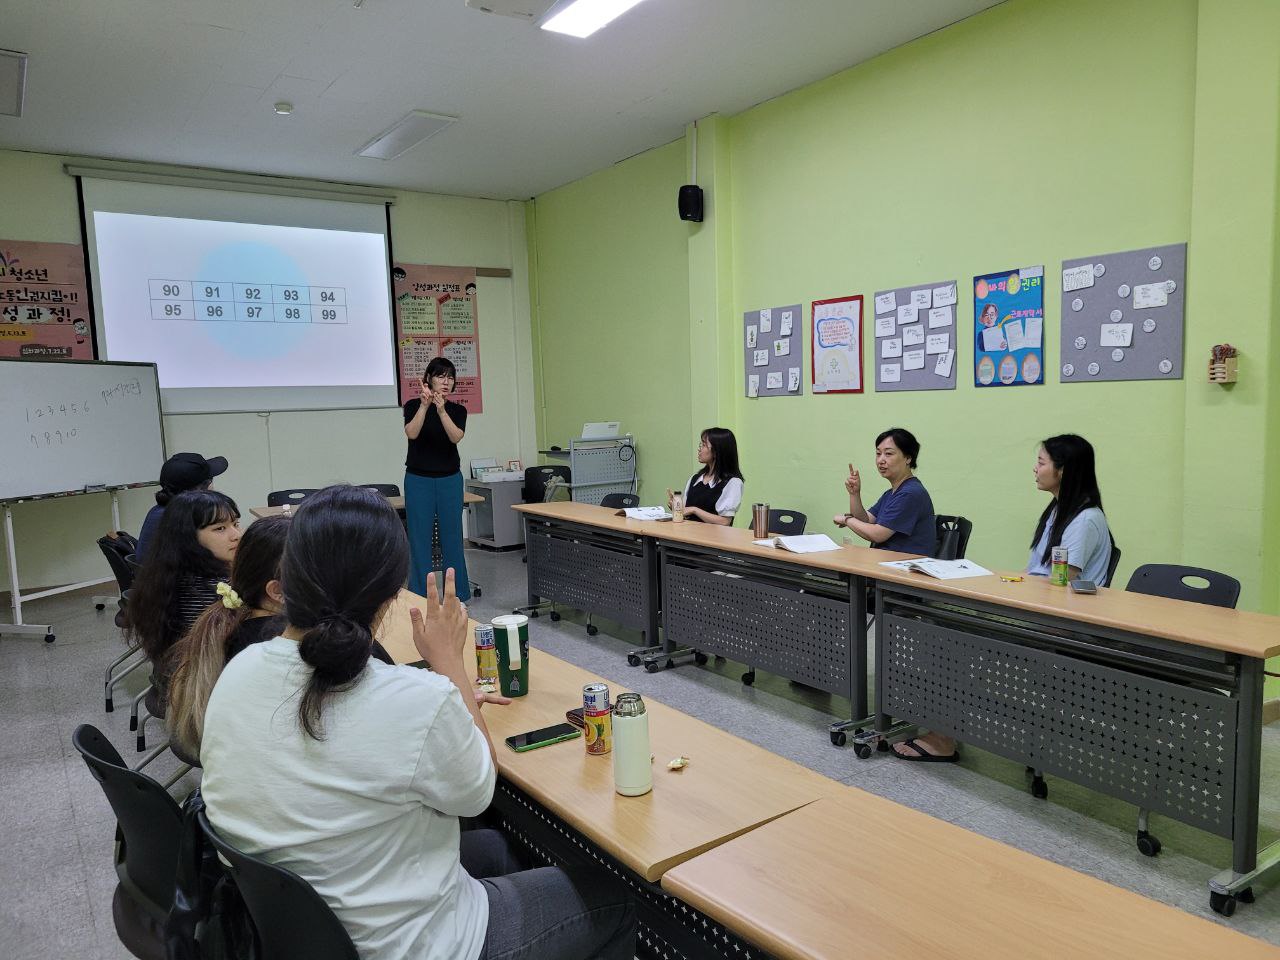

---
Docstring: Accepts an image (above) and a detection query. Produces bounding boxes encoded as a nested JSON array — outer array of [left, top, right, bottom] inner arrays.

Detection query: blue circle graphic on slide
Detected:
[[194, 242, 310, 360]]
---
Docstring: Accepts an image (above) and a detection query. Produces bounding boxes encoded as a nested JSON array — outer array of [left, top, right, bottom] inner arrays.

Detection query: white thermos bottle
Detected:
[[611, 693, 652, 796]]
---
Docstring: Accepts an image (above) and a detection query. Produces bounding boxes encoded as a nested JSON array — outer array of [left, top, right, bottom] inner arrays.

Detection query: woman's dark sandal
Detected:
[[893, 738, 959, 763]]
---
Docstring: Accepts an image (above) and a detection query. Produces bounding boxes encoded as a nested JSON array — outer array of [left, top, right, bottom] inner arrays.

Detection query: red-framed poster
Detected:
[[811, 294, 863, 394]]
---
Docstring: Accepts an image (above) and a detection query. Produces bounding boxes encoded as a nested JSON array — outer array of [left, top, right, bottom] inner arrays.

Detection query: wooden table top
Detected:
[[512, 501, 1280, 660], [662, 791, 1280, 960], [379, 590, 841, 882], [251, 491, 482, 519]]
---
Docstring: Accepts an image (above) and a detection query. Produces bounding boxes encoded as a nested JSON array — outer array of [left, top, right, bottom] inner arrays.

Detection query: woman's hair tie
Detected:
[[216, 581, 244, 610]]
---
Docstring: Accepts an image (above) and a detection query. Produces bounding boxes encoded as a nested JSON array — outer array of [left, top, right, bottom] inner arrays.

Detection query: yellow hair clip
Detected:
[[216, 581, 244, 609]]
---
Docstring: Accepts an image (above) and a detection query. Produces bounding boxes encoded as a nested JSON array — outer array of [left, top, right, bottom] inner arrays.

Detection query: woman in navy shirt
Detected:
[[832, 427, 935, 555]]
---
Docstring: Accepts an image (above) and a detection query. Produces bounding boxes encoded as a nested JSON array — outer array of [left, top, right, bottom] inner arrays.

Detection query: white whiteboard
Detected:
[[0, 359, 166, 501]]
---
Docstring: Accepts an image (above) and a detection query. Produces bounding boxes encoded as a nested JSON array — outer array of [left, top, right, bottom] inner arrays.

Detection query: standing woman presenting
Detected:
[[404, 357, 471, 601]]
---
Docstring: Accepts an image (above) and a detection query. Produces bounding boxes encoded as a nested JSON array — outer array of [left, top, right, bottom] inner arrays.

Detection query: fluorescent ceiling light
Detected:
[[540, 0, 649, 38], [0, 49, 29, 118], [356, 110, 457, 160]]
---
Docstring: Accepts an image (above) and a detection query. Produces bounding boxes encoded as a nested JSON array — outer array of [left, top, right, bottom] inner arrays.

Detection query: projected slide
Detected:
[[93, 212, 395, 408]]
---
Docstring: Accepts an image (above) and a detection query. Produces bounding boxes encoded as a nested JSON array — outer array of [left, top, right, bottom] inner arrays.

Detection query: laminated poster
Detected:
[[973, 266, 1044, 388]]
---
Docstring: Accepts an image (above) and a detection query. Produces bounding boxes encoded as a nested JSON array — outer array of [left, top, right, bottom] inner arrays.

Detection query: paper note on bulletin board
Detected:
[[0, 240, 95, 360], [393, 264, 483, 412]]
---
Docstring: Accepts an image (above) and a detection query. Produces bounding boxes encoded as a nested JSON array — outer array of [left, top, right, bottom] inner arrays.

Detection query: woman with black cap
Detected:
[[135, 452, 228, 561]]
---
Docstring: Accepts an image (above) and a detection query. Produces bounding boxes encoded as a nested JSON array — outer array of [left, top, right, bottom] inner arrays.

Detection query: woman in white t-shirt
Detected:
[[1027, 434, 1115, 586], [201, 485, 636, 960], [669, 426, 744, 525]]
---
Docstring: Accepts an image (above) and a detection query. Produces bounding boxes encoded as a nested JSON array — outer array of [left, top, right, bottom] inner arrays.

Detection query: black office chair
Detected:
[[267, 488, 319, 507], [933, 515, 973, 560], [767, 509, 806, 535], [197, 810, 359, 960], [1105, 542, 1122, 587], [358, 483, 401, 498], [522, 465, 572, 504], [600, 492, 640, 510], [72, 724, 183, 960], [99, 538, 147, 712], [1126, 563, 1240, 608]]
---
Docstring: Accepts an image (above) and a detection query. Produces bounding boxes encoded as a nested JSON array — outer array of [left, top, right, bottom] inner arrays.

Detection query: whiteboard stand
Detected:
[[2, 489, 121, 644]]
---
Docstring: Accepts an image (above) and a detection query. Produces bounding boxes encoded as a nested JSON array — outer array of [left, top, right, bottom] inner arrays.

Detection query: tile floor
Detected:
[[2, 545, 1276, 958]]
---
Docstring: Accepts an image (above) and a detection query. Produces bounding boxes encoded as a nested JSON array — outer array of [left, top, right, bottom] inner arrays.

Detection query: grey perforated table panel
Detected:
[[522, 515, 658, 641], [874, 585, 1262, 876], [659, 543, 867, 712]]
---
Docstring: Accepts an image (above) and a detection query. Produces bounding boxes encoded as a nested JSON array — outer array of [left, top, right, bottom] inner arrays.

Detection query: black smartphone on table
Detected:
[[1069, 579, 1097, 594], [504, 723, 581, 752]]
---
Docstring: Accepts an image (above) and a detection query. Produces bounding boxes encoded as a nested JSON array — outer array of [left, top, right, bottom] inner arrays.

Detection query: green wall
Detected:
[[527, 0, 1280, 690], [528, 139, 694, 500]]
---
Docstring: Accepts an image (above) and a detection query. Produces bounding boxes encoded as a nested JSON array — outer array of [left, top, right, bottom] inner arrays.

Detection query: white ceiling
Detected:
[[0, 0, 1004, 199]]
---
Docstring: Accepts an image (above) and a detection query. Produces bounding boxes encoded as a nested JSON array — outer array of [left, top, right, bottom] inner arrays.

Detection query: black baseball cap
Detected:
[[159, 452, 229, 492]]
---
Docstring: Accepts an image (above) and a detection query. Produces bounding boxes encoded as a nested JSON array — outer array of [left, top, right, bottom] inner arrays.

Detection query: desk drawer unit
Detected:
[[524, 517, 650, 632], [661, 544, 856, 699], [876, 587, 1259, 872]]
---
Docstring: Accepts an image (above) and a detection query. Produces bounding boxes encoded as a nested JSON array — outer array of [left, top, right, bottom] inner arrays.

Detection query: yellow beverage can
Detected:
[[583, 682, 612, 755]]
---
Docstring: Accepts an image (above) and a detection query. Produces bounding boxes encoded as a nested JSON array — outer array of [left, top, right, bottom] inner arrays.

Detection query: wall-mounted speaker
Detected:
[[678, 184, 704, 222]]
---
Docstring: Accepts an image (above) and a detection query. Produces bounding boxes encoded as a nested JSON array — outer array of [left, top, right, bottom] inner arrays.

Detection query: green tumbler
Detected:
[[491, 614, 530, 697]]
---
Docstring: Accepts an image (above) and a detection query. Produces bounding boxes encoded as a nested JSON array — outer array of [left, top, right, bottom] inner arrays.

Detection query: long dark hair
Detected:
[[167, 514, 290, 754], [127, 490, 239, 662], [700, 427, 743, 484], [284, 485, 409, 740], [1031, 434, 1105, 565]]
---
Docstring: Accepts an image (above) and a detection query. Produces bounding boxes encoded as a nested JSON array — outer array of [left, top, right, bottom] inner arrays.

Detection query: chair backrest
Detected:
[[1125, 563, 1241, 609], [267, 488, 319, 507], [357, 483, 401, 498], [767, 508, 806, 535], [600, 492, 639, 509], [197, 811, 359, 960], [933, 515, 973, 561], [522, 466, 571, 504], [1105, 542, 1122, 587], [71, 724, 184, 918], [97, 534, 139, 592]]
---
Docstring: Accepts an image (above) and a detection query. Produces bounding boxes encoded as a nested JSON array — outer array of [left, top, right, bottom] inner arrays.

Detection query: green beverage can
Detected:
[[490, 614, 530, 697], [1050, 546, 1070, 586]]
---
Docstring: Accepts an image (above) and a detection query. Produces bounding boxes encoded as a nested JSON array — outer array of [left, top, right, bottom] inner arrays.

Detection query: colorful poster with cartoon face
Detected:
[[973, 266, 1044, 388], [0, 240, 95, 361]]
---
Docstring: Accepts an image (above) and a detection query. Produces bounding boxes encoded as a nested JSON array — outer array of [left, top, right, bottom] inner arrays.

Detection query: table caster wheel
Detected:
[[877, 739, 890, 752], [1209, 891, 1237, 917], [586, 624, 599, 636], [854, 742, 873, 759], [1030, 775, 1048, 800], [741, 670, 755, 686], [1239, 887, 1255, 904], [830, 730, 847, 747], [665, 658, 674, 670], [95, 603, 106, 611], [693, 651, 708, 665], [472, 586, 482, 598], [44, 633, 55, 644], [644, 661, 661, 673], [549, 611, 560, 621], [627, 653, 641, 666], [1136, 831, 1161, 857]]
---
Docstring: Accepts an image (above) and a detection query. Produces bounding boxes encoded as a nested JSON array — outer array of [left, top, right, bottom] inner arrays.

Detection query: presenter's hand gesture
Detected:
[[832, 513, 848, 528], [844, 464, 861, 496], [431, 389, 447, 411], [419, 382, 432, 405], [412, 568, 469, 671]]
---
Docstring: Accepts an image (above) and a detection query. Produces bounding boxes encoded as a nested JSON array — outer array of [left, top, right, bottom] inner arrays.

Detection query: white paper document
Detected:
[[1022, 316, 1043, 347], [875, 316, 896, 338], [981, 325, 1007, 352], [880, 363, 901, 383], [882, 338, 902, 358], [787, 367, 800, 391], [1100, 323, 1133, 347], [621, 506, 672, 521], [903, 325, 925, 346], [779, 311, 794, 336], [759, 308, 773, 333], [874, 291, 897, 314], [925, 333, 949, 355], [927, 306, 953, 328], [746, 325, 757, 348], [1062, 264, 1095, 292], [753, 349, 769, 366], [1133, 283, 1168, 309], [932, 283, 958, 307], [910, 289, 931, 309], [934, 349, 955, 378], [878, 558, 993, 579], [897, 305, 919, 325], [774, 338, 791, 357], [766, 370, 783, 390], [903, 349, 925, 371], [747, 374, 760, 397], [753, 533, 842, 554], [1003, 319, 1026, 351]]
